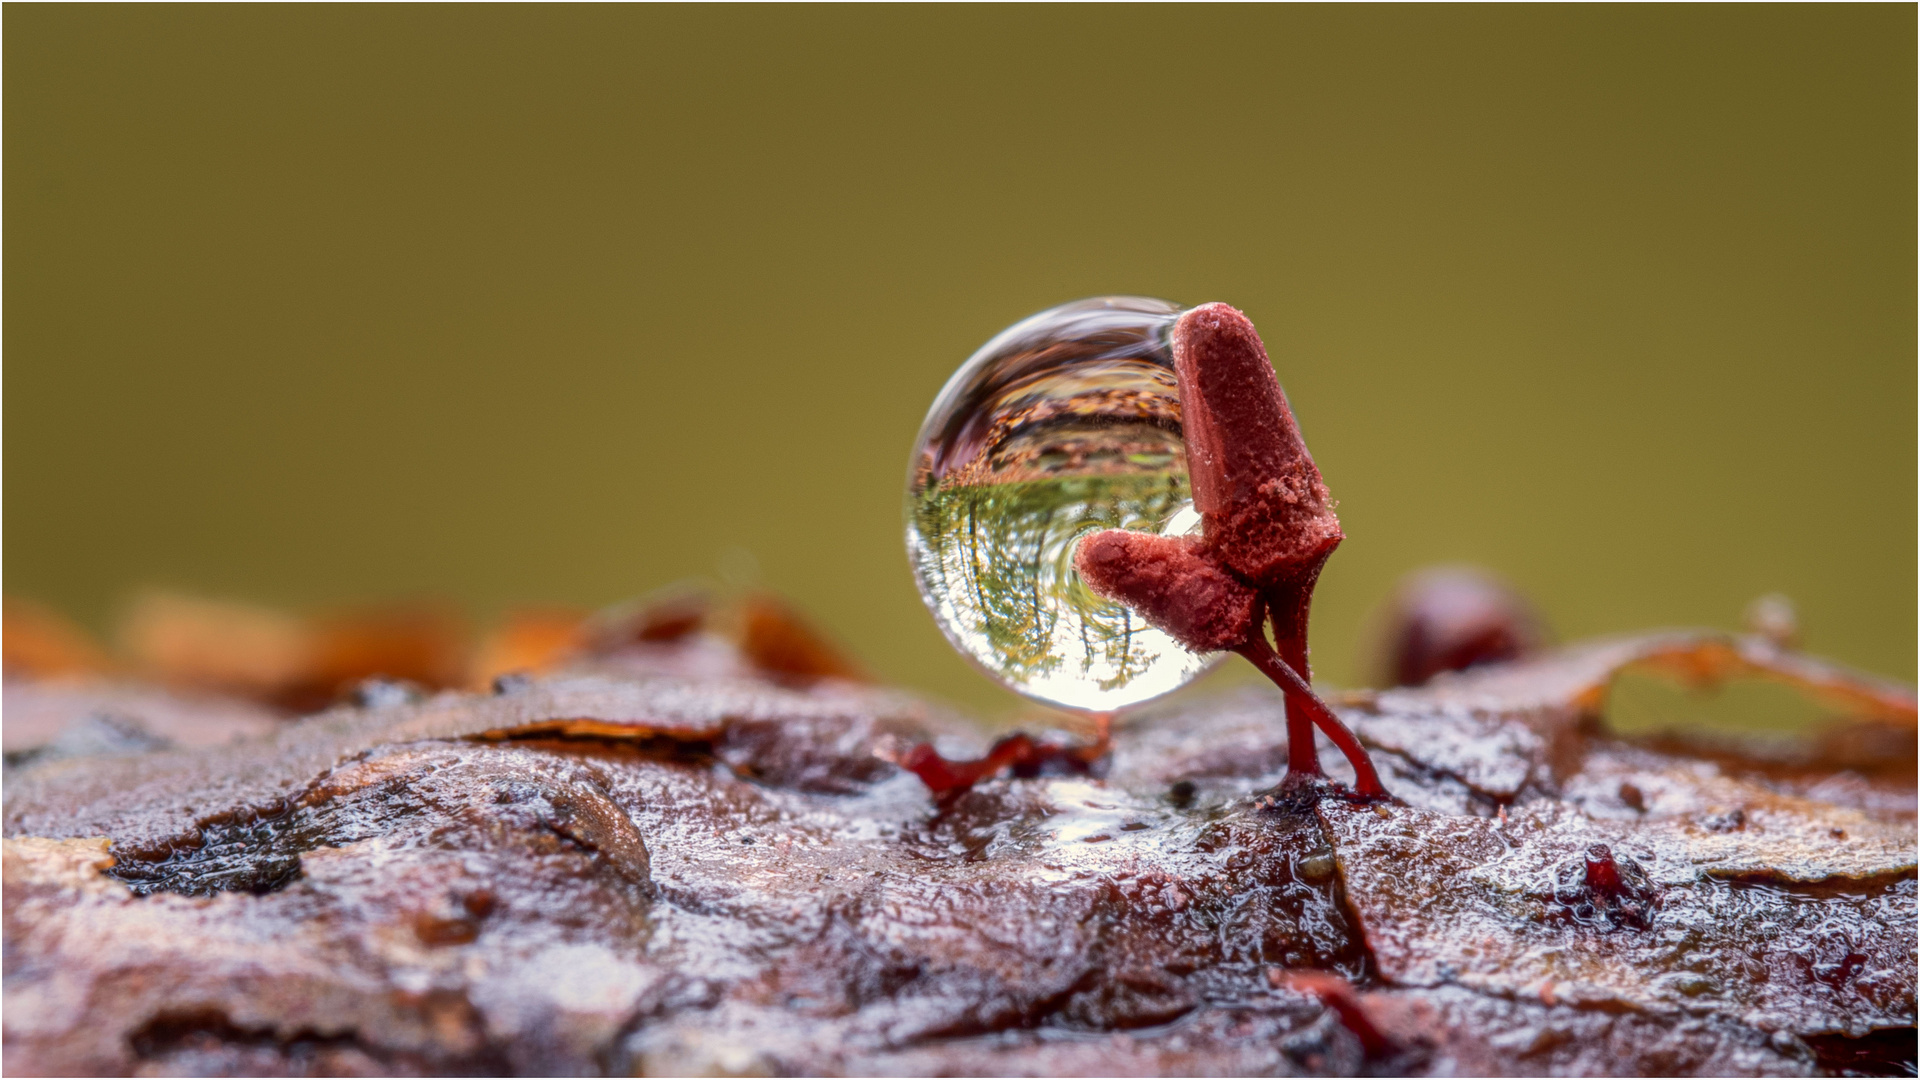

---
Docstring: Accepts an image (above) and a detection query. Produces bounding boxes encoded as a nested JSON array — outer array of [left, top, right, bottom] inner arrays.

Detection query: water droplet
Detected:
[[905, 296, 1221, 710]]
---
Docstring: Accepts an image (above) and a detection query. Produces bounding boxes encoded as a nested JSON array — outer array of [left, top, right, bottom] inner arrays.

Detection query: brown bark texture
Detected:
[[3, 604, 1915, 1076]]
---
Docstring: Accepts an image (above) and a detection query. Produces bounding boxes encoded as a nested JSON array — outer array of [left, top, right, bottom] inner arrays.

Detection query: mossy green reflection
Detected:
[[908, 471, 1215, 711]]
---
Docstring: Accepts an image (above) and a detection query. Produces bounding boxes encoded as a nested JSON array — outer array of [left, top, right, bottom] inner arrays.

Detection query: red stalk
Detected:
[[1237, 633, 1387, 797]]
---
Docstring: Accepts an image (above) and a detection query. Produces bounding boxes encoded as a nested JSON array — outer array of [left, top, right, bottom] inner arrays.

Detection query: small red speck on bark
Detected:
[[1268, 969, 1393, 1058], [1583, 844, 1625, 895]]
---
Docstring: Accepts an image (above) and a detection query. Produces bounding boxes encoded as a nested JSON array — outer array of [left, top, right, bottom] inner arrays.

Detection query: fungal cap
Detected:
[[1173, 302, 1343, 587], [1073, 530, 1256, 653]]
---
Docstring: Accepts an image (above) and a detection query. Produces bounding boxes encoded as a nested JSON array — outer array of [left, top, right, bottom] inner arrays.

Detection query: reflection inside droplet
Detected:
[[905, 296, 1221, 711]]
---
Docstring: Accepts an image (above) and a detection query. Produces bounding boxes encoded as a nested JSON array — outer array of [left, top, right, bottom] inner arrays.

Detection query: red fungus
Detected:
[[1075, 303, 1388, 799], [1372, 567, 1545, 687]]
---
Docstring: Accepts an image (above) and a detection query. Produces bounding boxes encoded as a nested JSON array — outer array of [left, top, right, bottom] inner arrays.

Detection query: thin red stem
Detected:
[[1233, 601, 1320, 778], [1236, 632, 1388, 799]]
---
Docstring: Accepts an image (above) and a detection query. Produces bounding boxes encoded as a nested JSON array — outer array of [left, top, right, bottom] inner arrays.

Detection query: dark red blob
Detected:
[[1373, 567, 1545, 687], [1583, 843, 1626, 895], [1551, 842, 1657, 930]]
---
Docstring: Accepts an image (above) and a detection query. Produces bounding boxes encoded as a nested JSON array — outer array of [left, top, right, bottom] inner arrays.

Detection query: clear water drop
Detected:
[[905, 296, 1221, 711]]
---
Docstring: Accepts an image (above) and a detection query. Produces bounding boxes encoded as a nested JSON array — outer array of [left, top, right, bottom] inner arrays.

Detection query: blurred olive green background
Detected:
[[7, 5, 1914, 719]]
